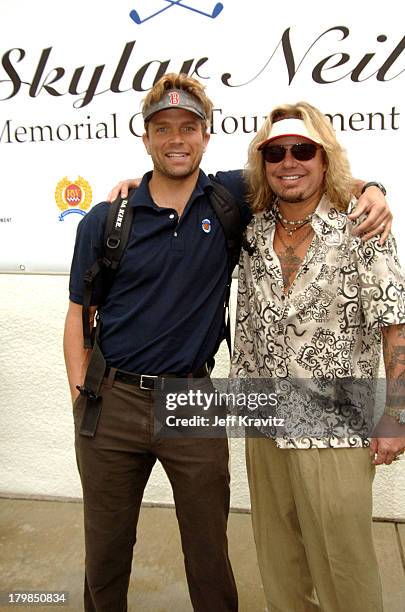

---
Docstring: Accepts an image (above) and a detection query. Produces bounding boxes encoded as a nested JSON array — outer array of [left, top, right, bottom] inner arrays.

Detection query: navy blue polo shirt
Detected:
[[69, 169, 249, 374]]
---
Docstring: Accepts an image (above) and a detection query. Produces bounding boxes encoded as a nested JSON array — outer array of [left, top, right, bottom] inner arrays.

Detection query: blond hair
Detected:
[[245, 102, 353, 212], [142, 73, 213, 131]]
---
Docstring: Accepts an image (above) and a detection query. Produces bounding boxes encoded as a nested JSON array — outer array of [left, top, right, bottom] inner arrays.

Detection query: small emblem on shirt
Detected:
[[201, 218, 211, 233]]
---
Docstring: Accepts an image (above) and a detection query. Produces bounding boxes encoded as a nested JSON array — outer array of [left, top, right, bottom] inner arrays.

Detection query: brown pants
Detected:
[[246, 438, 383, 612], [74, 372, 237, 612]]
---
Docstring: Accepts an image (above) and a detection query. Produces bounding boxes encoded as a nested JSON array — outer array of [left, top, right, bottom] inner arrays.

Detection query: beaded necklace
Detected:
[[274, 203, 314, 237]]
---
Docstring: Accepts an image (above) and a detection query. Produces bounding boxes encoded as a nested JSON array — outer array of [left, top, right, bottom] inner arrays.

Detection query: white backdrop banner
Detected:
[[0, 0, 404, 272]]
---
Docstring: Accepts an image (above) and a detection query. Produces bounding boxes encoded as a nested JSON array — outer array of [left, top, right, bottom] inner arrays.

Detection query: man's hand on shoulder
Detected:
[[349, 181, 392, 245], [107, 179, 141, 202]]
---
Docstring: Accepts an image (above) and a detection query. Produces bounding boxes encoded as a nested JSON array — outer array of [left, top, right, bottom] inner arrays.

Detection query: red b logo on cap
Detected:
[[168, 92, 180, 105]]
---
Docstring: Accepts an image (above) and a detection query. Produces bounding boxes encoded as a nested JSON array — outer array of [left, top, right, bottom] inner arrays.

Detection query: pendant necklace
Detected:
[[275, 202, 314, 237], [276, 224, 314, 264], [277, 218, 311, 237]]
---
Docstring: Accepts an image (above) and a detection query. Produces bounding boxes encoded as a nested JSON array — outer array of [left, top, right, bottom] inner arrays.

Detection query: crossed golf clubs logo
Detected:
[[130, 0, 224, 24]]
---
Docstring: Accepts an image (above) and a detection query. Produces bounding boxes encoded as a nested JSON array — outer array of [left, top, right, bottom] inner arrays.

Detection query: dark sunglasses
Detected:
[[261, 143, 321, 163]]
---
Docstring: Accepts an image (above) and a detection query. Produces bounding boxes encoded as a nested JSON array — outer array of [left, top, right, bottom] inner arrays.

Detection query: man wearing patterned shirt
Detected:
[[231, 103, 405, 612]]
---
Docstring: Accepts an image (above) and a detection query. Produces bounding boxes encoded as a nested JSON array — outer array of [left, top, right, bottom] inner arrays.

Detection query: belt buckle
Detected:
[[140, 374, 158, 390]]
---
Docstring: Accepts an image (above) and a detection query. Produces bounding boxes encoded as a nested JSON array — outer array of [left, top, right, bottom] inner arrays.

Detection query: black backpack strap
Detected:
[[207, 176, 243, 367], [82, 192, 135, 349], [208, 176, 242, 274], [77, 335, 106, 437], [82, 259, 103, 349], [103, 192, 135, 271]]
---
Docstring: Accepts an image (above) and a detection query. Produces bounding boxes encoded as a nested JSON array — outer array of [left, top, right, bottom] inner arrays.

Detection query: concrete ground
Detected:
[[0, 498, 404, 611]]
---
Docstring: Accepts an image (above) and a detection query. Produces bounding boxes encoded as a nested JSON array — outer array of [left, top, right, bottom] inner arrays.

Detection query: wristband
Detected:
[[385, 407, 405, 425], [361, 181, 387, 196]]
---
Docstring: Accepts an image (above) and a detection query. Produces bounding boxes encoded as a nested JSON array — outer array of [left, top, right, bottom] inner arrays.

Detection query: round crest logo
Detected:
[[55, 176, 92, 221], [201, 218, 211, 233]]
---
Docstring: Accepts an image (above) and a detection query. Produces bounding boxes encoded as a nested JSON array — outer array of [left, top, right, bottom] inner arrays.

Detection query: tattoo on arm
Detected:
[[388, 347, 405, 372], [398, 326, 405, 340], [383, 325, 405, 407]]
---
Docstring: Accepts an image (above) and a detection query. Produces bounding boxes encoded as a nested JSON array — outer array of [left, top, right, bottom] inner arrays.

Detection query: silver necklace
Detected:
[[275, 203, 313, 226], [278, 218, 311, 237]]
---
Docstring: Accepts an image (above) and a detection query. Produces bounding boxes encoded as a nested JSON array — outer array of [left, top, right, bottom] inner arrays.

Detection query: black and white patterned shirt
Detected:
[[230, 194, 405, 448]]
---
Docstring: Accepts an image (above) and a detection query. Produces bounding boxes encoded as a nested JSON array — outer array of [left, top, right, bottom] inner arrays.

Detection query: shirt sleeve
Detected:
[[214, 170, 252, 228], [68, 202, 109, 305], [230, 249, 258, 378], [354, 232, 405, 329]]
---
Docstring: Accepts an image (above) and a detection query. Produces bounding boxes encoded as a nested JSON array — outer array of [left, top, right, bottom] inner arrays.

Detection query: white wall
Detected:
[[0, 273, 404, 518]]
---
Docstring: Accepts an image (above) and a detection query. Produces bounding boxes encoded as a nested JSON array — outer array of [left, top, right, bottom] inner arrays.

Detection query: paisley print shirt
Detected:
[[230, 195, 405, 448]]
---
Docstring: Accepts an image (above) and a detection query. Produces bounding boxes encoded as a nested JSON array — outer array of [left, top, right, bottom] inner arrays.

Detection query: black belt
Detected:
[[105, 366, 208, 390]]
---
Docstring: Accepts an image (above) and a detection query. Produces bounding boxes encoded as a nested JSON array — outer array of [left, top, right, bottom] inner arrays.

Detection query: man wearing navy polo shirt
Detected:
[[64, 73, 246, 612]]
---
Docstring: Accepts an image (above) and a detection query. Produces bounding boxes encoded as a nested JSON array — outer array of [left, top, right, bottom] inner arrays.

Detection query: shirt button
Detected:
[[169, 213, 175, 219]]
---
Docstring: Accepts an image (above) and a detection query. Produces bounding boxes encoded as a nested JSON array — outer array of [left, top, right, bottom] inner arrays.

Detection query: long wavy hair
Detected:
[[142, 73, 214, 132], [244, 102, 353, 212]]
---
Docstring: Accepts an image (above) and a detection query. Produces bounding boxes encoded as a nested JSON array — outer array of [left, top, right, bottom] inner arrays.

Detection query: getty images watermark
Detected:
[[153, 380, 287, 437], [164, 388, 284, 428], [153, 377, 399, 439]]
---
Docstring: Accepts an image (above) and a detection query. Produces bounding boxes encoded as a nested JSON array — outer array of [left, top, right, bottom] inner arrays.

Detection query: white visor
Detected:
[[257, 118, 322, 150]]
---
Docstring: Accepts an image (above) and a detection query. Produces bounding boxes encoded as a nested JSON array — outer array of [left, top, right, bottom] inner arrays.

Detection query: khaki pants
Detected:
[[246, 438, 383, 612]]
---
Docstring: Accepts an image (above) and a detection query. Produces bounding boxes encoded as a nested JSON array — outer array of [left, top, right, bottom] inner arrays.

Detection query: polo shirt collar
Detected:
[[127, 172, 155, 208], [128, 170, 212, 209]]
